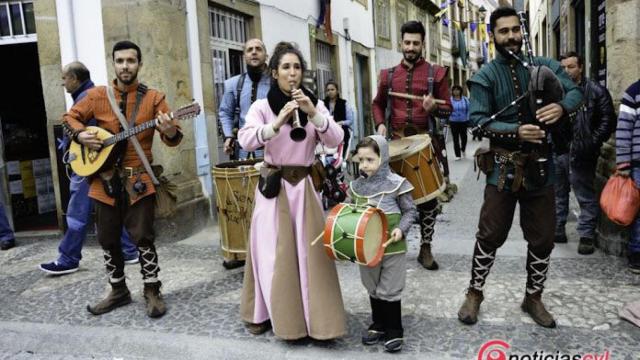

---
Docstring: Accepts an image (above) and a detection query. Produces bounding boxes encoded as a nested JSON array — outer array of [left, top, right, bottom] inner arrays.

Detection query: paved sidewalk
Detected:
[[1, 138, 639, 359]]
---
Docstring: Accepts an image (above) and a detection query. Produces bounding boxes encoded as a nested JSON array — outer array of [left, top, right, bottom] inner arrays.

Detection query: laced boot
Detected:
[[362, 297, 385, 345], [87, 280, 132, 315], [457, 288, 484, 325], [521, 292, 556, 328], [523, 248, 555, 328], [417, 200, 439, 270], [143, 281, 166, 318]]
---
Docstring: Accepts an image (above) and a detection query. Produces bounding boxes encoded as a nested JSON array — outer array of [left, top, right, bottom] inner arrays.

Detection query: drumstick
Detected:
[[310, 232, 324, 246], [382, 238, 395, 248], [389, 92, 446, 105]]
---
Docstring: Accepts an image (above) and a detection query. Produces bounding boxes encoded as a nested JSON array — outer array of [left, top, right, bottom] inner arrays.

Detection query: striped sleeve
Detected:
[[616, 81, 640, 164]]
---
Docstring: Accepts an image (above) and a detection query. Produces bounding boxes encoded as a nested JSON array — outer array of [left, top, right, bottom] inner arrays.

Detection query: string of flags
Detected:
[[434, 0, 490, 38]]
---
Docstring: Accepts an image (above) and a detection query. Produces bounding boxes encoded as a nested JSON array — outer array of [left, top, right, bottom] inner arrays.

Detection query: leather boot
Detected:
[[362, 297, 385, 345], [417, 243, 439, 270], [143, 281, 167, 318], [87, 280, 132, 315], [245, 320, 271, 335], [521, 292, 556, 328], [383, 300, 404, 353], [457, 288, 484, 325]]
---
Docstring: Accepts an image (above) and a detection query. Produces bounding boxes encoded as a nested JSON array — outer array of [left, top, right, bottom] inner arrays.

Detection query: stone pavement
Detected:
[[1, 139, 639, 359]]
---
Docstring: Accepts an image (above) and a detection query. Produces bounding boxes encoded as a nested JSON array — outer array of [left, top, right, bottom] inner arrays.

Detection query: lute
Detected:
[[68, 102, 201, 177]]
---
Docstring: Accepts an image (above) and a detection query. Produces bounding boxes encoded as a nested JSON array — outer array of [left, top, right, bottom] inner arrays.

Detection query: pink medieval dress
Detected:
[[237, 98, 347, 340]]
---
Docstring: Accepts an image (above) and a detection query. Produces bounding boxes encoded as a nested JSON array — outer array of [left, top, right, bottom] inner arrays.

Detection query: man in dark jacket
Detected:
[[556, 52, 616, 254]]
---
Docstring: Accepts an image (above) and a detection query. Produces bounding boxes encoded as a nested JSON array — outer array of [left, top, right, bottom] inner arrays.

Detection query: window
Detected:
[[210, 6, 248, 110], [0, 1, 35, 42], [375, 0, 391, 43], [428, 14, 438, 63], [210, 7, 247, 45], [316, 41, 333, 99], [395, 0, 408, 50]]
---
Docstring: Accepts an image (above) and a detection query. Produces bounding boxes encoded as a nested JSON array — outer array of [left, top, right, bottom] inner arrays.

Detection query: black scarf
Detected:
[[324, 97, 346, 121], [267, 83, 318, 127]]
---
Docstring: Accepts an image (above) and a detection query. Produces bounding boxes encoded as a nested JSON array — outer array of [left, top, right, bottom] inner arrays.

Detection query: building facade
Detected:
[[526, 0, 640, 255]]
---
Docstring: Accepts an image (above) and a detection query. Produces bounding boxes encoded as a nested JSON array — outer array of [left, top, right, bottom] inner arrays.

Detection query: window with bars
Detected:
[[316, 41, 334, 99], [210, 7, 248, 110], [210, 7, 247, 45], [0, 1, 35, 39], [375, 0, 390, 40]]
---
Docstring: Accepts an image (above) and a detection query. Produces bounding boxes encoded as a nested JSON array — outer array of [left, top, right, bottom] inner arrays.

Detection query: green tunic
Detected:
[[467, 52, 583, 190], [351, 193, 406, 255]]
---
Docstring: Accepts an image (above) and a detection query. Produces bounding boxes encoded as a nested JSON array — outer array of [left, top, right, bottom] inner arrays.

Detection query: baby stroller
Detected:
[[315, 138, 349, 210]]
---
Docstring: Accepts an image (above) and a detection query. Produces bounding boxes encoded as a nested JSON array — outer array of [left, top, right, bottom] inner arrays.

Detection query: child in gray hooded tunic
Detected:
[[349, 135, 417, 353]]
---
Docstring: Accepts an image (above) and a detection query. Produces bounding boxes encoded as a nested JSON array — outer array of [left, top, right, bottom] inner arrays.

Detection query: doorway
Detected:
[[0, 42, 57, 231]]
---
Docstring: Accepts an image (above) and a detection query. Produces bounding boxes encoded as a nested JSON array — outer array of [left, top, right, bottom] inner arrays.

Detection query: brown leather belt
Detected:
[[122, 166, 147, 178], [265, 164, 311, 186]]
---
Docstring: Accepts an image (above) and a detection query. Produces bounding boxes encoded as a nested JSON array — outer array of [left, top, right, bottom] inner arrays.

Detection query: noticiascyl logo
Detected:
[[477, 339, 510, 360]]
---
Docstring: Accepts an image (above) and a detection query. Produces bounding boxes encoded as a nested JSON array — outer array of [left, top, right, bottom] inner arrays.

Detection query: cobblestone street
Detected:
[[1, 140, 639, 359]]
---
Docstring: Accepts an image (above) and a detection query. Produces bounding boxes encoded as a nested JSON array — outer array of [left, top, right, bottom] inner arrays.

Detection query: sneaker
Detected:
[[577, 237, 595, 255], [628, 252, 640, 274], [454, 156, 461, 161], [0, 239, 15, 250], [124, 254, 139, 265], [462, 151, 466, 158], [39, 261, 79, 275]]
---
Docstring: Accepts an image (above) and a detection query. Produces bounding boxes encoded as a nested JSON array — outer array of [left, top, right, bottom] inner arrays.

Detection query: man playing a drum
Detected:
[[217, 38, 270, 269], [372, 20, 452, 271], [349, 136, 417, 353]]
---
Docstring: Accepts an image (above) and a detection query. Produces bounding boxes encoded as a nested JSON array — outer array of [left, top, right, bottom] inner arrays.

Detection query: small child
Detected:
[[349, 135, 417, 353]]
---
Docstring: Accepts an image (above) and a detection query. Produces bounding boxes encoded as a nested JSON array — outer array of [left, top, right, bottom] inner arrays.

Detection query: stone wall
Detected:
[[595, 0, 640, 256]]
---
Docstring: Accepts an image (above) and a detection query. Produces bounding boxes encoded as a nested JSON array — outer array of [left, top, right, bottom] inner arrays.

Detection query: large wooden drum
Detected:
[[388, 134, 445, 204], [212, 159, 260, 261]]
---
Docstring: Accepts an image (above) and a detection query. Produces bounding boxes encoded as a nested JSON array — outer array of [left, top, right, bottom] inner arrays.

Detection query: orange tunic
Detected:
[[63, 80, 182, 206]]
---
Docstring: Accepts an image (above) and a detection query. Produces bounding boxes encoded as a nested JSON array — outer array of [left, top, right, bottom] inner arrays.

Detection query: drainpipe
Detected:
[[185, 0, 213, 197]]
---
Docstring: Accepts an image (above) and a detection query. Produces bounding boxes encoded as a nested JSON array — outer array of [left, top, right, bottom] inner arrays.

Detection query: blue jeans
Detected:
[[57, 174, 138, 267], [553, 153, 599, 239], [630, 166, 640, 254], [0, 205, 15, 243], [238, 148, 263, 160]]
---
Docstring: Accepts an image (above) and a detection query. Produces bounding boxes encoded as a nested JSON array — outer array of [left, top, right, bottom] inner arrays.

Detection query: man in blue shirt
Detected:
[[217, 39, 270, 270], [39, 62, 139, 275], [218, 38, 270, 160]]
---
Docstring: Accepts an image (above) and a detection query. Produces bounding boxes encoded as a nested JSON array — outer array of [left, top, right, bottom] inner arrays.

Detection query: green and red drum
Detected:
[[323, 203, 389, 267]]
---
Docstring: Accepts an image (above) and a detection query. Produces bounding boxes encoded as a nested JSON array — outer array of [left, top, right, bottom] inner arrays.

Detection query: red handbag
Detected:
[[600, 172, 640, 226]]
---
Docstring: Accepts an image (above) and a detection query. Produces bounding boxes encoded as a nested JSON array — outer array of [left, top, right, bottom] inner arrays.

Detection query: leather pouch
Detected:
[[258, 166, 282, 199]]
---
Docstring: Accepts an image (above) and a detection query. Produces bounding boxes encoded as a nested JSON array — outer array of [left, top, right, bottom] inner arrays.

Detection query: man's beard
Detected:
[[117, 72, 138, 85], [495, 39, 523, 59], [403, 50, 420, 64]]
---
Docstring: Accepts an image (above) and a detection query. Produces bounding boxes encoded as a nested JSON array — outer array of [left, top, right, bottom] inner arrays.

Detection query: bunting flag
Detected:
[[435, 7, 448, 19], [458, 29, 467, 66], [442, 17, 449, 27], [316, 0, 333, 42], [316, 0, 326, 27], [479, 23, 487, 41], [324, 0, 333, 42], [469, 22, 477, 33], [453, 20, 461, 31], [439, 1, 448, 9]]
